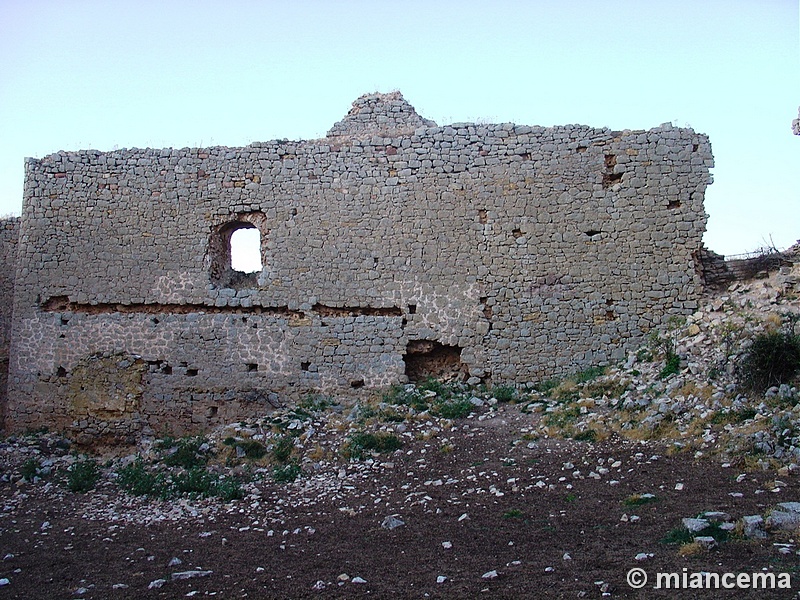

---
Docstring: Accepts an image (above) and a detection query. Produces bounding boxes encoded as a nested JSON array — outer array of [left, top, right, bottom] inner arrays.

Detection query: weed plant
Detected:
[[66, 457, 100, 493]]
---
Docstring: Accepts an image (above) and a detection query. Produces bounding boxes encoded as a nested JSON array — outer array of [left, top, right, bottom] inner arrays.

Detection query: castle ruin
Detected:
[[0, 92, 714, 444]]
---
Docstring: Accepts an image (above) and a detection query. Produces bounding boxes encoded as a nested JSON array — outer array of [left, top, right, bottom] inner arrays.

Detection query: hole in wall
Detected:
[[373, 257, 379, 267], [576, 145, 588, 153], [478, 209, 488, 224], [151, 317, 160, 325], [512, 229, 523, 239], [301, 361, 310, 371], [606, 310, 616, 321], [186, 368, 199, 377], [601, 154, 622, 189], [207, 406, 218, 417], [692, 144, 699, 152], [146, 359, 172, 374], [208, 212, 267, 289], [520, 152, 531, 161], [403, 341, 468, 383], [408, 304, 417, 315], [602, 172, 622, 188], [584, 229, 602, 237], [246, 363, 258, 372], [56, 366, 67, 378], [668, 199, 681, 209], [350, 378, 365, 389]]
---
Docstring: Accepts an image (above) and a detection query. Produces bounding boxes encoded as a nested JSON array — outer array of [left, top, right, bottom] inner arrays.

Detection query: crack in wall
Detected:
[[41, 296, 404, 319], [311, 303, 403, 317]]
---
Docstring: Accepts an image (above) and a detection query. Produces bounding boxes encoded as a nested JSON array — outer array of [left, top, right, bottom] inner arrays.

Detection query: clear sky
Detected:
[[0, 0, 797, 256]]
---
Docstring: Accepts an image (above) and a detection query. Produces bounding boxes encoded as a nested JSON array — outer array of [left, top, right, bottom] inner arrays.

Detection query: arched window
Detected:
[[208, 212, 267, 288]]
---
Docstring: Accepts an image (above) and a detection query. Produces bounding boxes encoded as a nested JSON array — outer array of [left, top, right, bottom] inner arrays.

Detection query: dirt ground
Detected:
[[2, 402, 800, 600]]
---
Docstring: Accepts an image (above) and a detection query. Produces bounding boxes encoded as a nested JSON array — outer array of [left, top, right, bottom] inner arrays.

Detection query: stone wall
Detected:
[[0, 217, 20, 420], [5, 92, 714, 442]]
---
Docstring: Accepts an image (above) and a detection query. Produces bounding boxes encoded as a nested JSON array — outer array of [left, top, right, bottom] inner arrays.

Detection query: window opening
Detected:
[[230, 227, 262, 273]]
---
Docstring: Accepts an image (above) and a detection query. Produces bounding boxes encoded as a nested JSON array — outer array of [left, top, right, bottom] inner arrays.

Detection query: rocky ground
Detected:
[[1, 256, 799, 599]]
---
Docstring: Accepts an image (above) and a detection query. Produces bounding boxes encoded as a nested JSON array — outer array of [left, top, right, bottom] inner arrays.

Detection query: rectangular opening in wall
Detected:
[[404, 340, 467, 383], [246, 363, 258, 372]]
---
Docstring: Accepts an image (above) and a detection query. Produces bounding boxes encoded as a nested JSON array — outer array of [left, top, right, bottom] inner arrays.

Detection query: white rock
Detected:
[[694, 536, 717, 550], [437, 576, 447, 583], [148, 579, 166, 589], [682, 518, 709, 532], [482, 570, 499, 580], [351, 576, 367, 584], [171, 570, 212, 581], [381, 515, 405, 530]]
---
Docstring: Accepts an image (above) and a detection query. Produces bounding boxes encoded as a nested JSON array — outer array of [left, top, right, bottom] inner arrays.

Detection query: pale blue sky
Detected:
[[0, 0, 797, 255]]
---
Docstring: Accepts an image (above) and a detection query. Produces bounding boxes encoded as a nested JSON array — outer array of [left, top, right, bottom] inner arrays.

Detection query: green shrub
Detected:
[[66, 457, 100, 493], [418, 377, 452, 400], [532, 378, 561, 395], [659, 351, 681, 379], [172, 467, 217, 496], [234, 439, 266, 459], [377, 408, 406, 422], [272, 462, 302, 483], [432, 398, 473, 419], [574, 366, 606, 384], [298, 394, 331, 412], [271, 435, 295, 463], [161, 436, 210, 469], [572, 429, 597, 443], [117, 458, 168, 498], [213, 476, 244, 501], [492, 385, 518, 403], [502, 508, 524, 519], [342, 431, 403, 460], [737, 332, 800, 392], [661, 526, 694, 545], [20, 458, 39, 481]]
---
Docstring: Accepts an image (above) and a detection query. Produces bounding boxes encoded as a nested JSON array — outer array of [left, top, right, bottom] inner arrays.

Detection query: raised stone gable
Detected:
[[2, 92, 714, 442]]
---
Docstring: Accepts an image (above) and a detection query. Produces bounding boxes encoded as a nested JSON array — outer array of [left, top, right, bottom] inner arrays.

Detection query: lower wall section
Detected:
[[7, 266, 700, 444], [6, 310, 409, 443]]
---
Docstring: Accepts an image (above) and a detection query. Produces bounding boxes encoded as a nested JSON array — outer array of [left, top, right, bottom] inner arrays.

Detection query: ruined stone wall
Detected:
[[6, 92, 714, 442], [0, 217, 20, 421]]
